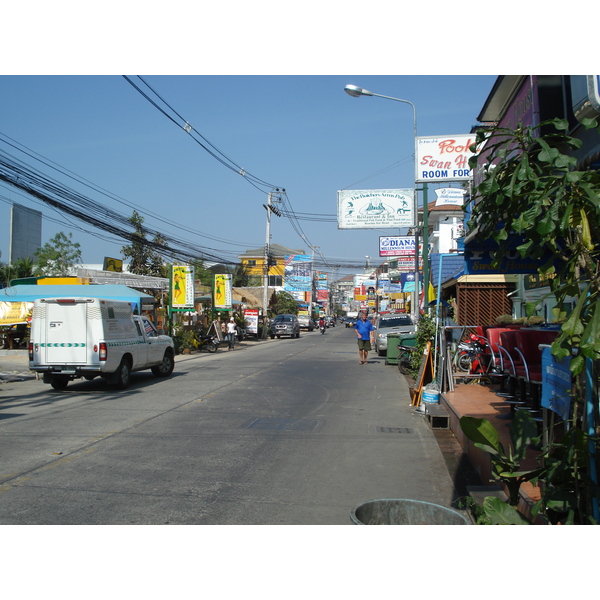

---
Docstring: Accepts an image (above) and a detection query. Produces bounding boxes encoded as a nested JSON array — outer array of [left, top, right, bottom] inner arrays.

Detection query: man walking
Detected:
[[354, 311, 375, 364]]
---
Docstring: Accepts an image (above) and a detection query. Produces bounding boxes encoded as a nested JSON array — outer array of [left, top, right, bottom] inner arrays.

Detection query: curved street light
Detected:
[[344, 84, 429, 313]]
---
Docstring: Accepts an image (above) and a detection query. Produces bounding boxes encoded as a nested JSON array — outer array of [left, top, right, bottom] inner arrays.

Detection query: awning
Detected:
[[0, 284, 155, 310]]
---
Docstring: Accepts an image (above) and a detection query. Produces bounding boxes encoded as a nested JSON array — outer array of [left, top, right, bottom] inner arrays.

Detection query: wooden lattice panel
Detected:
[[456, 282, 515, 327]]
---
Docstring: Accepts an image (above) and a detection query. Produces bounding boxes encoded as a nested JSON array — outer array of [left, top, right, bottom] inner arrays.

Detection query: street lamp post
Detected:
[[344, 84, 428, 315]]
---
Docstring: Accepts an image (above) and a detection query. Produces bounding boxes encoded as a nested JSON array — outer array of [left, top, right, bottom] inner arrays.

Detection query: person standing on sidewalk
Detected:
[[226, 317, 237, 351], [354, 311, 374, 364]]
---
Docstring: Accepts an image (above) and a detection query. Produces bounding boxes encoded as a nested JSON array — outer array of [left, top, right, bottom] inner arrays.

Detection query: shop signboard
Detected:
[[337, 189, 415, 229], [244, 308, 259, 335], [379, 236, 416, 257], [416, 134, 475, 182], [434, 188, 466, 206]]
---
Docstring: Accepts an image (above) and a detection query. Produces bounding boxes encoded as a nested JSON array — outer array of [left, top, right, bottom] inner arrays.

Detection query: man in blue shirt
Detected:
[[354, 311, 375, 364]]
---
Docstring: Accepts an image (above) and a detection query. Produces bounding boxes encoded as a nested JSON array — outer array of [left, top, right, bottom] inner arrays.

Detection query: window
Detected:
[[247, 260, 256, 267], [268, 275, 282, 286]]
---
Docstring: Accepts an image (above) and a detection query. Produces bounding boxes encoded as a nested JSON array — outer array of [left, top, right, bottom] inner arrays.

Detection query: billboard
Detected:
[[103, 257, 123, 272], [337, 189, 414, 229], [284, 254, 312, 292], [416, 135, 475, 182], [171, 265, 195, 309], [214, 273, 232, 309], [9, 203, 42, 263]]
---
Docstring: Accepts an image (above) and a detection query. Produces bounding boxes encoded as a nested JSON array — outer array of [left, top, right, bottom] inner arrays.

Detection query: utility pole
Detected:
[[309, 245, 318, 319], [262, 190, 281, 336]]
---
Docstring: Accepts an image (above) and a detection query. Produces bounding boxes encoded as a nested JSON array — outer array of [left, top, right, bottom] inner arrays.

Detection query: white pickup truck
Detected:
[[28, 297, 175, 390]]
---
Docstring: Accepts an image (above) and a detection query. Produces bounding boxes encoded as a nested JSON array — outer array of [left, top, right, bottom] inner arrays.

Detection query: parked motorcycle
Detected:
[[195, 333, 221, 352]]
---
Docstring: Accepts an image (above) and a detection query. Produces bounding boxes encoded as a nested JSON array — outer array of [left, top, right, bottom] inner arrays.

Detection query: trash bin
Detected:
[[350, 499, 470, 525], [385, 333, 417, 366]]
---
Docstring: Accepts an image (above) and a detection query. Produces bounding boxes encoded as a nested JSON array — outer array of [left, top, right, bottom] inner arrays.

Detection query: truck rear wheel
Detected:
[[112, 358, 131, 389], [50, 376, 69, 390], [152, 350, 175, 377]]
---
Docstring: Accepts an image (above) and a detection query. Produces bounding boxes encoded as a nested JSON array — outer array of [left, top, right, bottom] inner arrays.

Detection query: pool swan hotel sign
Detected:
[[416, 134, 476, 182]]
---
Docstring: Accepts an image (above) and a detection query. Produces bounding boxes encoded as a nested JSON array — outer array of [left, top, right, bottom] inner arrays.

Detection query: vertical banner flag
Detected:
[[214, 274, 232, 309], [171, 265, 195, 309]]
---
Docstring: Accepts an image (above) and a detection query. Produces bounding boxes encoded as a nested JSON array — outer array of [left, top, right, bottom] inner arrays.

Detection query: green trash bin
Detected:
[[385, 332, 417, 366]]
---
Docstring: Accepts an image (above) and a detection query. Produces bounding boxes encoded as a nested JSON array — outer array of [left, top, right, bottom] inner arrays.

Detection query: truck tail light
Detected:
[[99, 342, 107, 361], [28, 341, 34, 361]]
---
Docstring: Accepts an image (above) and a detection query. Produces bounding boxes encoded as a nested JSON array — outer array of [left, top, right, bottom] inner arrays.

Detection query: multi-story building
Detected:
[[238, 243, 305, 288]]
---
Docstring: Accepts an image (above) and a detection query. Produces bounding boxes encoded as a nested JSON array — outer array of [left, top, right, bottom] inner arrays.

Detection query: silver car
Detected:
[[374, 313, 415, 356], [269, 314, 301, 339], [297, 315, 315, 331]]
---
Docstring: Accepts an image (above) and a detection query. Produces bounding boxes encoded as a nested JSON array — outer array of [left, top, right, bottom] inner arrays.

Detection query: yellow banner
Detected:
[[171, 265, 195, 308], [0, 301, 33, 326]]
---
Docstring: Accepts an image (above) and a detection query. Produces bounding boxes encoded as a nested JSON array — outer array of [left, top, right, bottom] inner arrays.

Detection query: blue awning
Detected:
[[0, 284, 155, 310]]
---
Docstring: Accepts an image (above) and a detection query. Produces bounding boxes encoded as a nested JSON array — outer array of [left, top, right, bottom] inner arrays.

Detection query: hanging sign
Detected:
[[434, 188, 466, 206]]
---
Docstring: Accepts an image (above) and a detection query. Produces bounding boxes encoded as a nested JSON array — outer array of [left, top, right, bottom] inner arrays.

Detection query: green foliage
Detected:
[[0, 256, 35, 285], [269, 291, 298, 316], [33, 232, 82, 276], [460, 410, 542, 507], [468, 117, 600, 375], [460, 409, 599, 524], [121, 211, 166, 277], [409, 314, 435, 376]]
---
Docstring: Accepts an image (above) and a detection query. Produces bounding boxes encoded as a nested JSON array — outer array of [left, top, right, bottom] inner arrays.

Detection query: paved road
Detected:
[[0, 326, 463, 524]]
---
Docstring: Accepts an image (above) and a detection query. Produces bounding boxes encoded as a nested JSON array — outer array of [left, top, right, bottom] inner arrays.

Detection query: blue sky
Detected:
[[0, 74, 497, 276]]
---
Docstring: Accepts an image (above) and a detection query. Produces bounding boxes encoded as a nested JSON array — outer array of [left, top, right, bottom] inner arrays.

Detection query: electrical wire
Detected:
[[123, 76, 283, 194]]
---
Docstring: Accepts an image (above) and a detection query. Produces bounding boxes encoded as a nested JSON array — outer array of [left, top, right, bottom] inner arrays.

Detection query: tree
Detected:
[[0, 256, 35, 286], [468, 117, 600, 523], [270, 291, 298, 316], [468, 117, 600, 374], [121, 211, 166, 277], [33, 232, 82, 276]]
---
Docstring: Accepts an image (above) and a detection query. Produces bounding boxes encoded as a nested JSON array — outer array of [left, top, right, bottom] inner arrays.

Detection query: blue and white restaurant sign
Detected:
[[337, 189, 415, 229]]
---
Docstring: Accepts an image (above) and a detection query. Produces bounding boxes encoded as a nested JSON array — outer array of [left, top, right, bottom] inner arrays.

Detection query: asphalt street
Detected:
[[0, 325, 466, 525]]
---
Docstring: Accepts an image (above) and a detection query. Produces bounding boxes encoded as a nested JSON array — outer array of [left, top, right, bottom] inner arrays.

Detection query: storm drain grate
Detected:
[[376, 426, 414, 434], [242, 417, 319, 432]]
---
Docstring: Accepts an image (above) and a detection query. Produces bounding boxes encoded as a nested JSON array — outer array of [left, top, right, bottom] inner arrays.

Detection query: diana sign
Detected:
[[379, 236, 416, 257], [416, 135, 475, 182], [337, 189, 415, 229]]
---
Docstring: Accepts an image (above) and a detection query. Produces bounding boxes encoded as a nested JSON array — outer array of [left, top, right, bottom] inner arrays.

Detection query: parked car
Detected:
[[297, 315, 315, 331], [269, 314, 301, 339], [374, 313, 416, 356]]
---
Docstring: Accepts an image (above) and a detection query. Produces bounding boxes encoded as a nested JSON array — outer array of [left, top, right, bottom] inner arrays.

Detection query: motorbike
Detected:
[[195, 332, 221, 352], [319, 323, 326, 334]]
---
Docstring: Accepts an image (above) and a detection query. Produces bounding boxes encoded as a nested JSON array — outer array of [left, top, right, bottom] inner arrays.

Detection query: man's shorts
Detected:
[[357, 339, 371, 351]]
